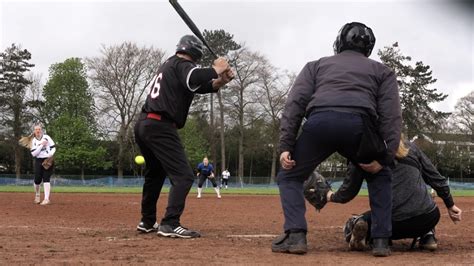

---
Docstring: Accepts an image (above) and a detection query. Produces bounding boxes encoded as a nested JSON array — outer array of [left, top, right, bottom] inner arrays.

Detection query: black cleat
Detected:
[[157, 224, 201, 238], [419, 230, 437, 251], [137, 221, 159, 233], [343, 215, 368, 251], [271, 231, 307, 254], [350, 220, 368, 251], [372, 238, 391, 257]]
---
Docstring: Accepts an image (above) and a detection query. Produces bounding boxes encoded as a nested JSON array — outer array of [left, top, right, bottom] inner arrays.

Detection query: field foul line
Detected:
[[227, 234, 278, 238]]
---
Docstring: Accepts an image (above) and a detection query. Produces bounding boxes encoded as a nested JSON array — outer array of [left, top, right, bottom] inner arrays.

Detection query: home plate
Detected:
[[227, 234, 278, 238]]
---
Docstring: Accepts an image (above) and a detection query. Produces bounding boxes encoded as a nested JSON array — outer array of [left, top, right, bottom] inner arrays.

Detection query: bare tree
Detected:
[[453, 90, 474, 137], [216, 90, 227, 173], [191, 29, 241, 175], [86, 42, 165, 177], [225, 48, 266, 179], [255, 62, 294, 179], [24, 72, 44, 124]]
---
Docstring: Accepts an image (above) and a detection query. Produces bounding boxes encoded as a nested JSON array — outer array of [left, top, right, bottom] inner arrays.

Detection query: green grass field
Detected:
[[0, 185, 473, 196]]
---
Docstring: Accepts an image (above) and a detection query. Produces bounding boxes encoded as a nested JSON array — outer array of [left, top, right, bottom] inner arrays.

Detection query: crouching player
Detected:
[[305, 138, 462, 251]]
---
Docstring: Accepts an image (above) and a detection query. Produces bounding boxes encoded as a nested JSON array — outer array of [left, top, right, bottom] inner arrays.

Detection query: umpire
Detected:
[[134, 35, 234, 238], [272, 22, 401, 256]]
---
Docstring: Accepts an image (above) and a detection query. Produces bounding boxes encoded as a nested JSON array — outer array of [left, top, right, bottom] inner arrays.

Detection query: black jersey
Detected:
[[142, 55, 216, 129]]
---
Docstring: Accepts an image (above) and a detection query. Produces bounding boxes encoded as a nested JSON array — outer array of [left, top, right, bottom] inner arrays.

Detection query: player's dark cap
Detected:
[[176, 35, 204, 62], [333, 22, 376, 57]]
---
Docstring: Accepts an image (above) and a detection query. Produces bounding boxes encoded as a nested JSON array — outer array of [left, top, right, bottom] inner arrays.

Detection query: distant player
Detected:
[[134, 35, 233, 238], [221, 169, 230, 189], [197, 157, 221, 198], [30, 124, 56, 205]]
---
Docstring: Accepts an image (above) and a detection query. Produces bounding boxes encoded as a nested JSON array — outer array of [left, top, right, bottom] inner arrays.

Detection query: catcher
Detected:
[[304, 137, 462, 252], [20, 124, 56, 205], [196, 157, 220, 198]]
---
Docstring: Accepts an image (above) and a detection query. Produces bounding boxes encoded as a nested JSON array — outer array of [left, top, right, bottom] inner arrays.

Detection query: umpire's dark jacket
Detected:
[[280, 50, 401, 165]]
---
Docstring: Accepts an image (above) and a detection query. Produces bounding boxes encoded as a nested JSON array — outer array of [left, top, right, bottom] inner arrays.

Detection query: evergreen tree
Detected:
[[0, 44, 35, 177], [378, 42, 449, 138]]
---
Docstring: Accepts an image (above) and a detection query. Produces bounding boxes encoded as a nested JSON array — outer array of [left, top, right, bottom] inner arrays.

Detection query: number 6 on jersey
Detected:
[[150, 73, 163, 99]]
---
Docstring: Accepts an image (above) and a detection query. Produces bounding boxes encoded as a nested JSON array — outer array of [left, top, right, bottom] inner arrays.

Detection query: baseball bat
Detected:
[[169, 0, 218, 59]]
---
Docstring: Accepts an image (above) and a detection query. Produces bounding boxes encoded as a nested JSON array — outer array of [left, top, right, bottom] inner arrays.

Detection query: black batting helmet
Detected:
[[333, 22, 376, 57], [176, 35, 204, 62]]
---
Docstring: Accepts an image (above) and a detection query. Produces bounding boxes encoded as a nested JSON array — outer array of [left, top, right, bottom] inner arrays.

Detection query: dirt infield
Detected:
[[0, 192, 473, 264]]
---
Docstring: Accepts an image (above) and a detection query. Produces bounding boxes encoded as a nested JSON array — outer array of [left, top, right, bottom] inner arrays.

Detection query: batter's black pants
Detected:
[[198, 174, 217, 188], [34, 158, 54, 185], [277, 111, 393, 238], [361, 207, 440, 240], [134, 115, 194, 227]]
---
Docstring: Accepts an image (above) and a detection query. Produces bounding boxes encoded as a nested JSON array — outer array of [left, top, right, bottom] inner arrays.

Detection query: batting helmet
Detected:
[[333, 22, 376, 57], [176, 35, 204, 62]]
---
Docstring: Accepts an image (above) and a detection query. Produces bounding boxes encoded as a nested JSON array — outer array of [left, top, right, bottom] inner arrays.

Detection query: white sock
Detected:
[[197, 187, 202, 197], [214, 187, 221, 196], [34, 184, 40, 196], [43, 182, 51, 200]]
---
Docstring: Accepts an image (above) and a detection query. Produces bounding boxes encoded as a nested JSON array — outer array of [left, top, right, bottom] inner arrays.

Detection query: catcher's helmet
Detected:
[[176, 35, 203, 62], [333, 22, 376, 57]]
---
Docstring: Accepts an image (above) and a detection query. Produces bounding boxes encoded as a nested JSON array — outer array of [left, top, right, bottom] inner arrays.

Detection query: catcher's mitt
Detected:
[[19, 133, 34, 149], [42, 157, 54, 170], [303, 171, 332, 212]]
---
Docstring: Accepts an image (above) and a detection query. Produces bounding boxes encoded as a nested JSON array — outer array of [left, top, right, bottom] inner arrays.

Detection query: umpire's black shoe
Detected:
[[157, 224, 201, 238], [372, 238, 391, 257], [137, 221, 159, 233], [419, 230, 437, 251], [271, 231, 307, 254]]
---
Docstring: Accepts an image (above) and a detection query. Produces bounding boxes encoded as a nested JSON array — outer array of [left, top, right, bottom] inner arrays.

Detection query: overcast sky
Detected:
[[1, 0, 472, 112]]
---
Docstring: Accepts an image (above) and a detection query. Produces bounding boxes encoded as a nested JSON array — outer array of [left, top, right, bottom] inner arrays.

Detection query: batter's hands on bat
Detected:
[[359, 160, 382, 174], [448, 205, 462, 224], [280, 151, 296, 170], [212, 57, 231, 75], [221, 68, 234, 82], [212, 68, 234, 89]]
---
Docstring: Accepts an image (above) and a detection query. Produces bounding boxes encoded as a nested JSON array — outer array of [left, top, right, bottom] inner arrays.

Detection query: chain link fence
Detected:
[[1, 174, 474, 190]]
